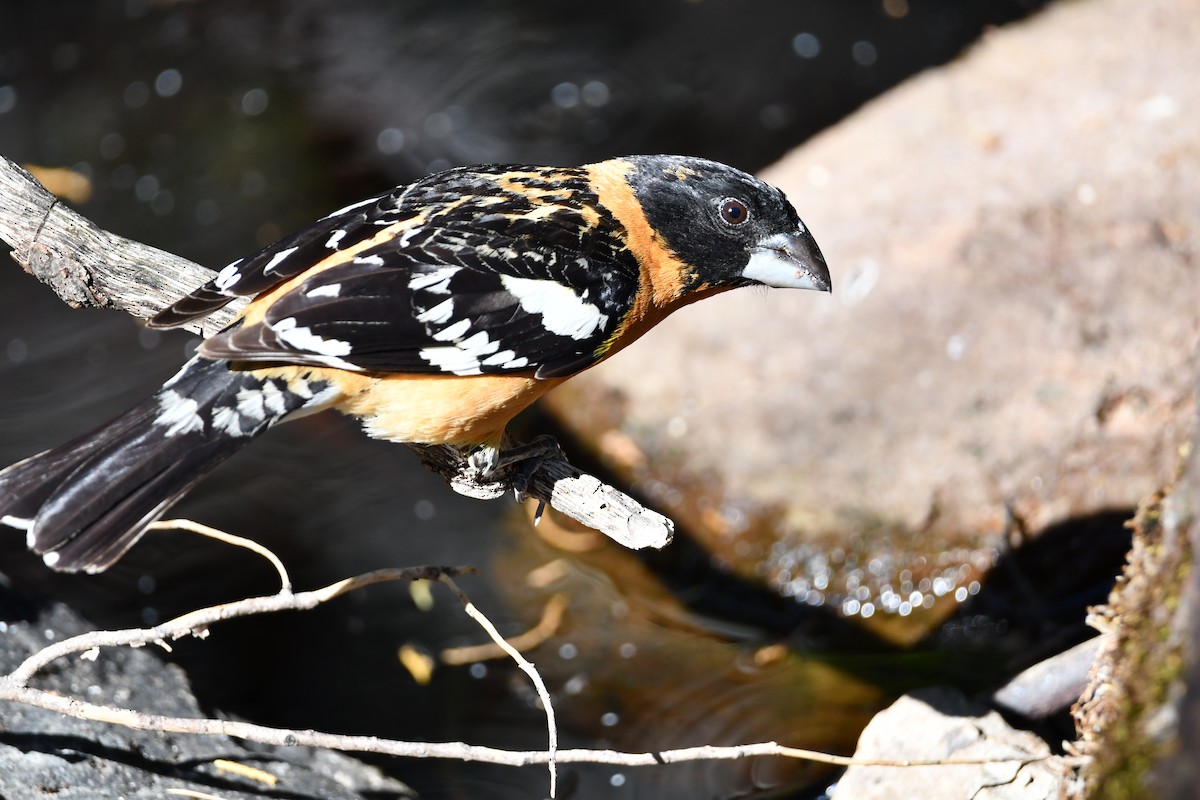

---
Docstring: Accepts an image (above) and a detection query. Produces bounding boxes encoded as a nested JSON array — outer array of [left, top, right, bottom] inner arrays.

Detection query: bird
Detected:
[[0, 155, 830, 573]]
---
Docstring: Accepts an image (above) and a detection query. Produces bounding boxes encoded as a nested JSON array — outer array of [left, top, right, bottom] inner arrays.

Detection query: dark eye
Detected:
[[718, 197, 750, 225]]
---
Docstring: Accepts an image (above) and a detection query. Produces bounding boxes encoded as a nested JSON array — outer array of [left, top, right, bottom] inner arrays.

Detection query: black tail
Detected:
[[0, 357, 332, 573]]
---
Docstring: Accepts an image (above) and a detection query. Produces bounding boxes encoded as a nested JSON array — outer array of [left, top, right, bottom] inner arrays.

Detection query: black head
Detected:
[[624, 155, 830, 293]]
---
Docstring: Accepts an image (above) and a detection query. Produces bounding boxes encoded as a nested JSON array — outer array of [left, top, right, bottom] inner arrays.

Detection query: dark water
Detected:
[[0, 3, 1127, 799]]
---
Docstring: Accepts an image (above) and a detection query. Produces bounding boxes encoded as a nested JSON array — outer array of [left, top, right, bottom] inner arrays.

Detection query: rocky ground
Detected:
[[0, 589, 416, 799]]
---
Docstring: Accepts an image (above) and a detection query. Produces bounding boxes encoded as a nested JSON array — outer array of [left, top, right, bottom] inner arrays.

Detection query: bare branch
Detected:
[[0, 159, 241, 336], [0, 525, 1062, 775], [441, 592, 569, 665], [5, 563, 471, 688], [0, 154, 673, 551], [439, 574, 560, 795], [0, 683, 1062, 770], [149, 517, 293, 593]]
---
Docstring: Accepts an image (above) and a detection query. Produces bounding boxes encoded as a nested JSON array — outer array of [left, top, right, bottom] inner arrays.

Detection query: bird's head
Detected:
[[622, 154, 831, 295]]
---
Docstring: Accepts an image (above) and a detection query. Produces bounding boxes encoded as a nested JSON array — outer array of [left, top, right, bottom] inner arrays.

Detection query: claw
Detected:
[[467, 444, 501, 476]]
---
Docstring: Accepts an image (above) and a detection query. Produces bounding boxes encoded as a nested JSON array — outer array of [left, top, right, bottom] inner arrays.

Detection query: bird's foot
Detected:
[[468, 435, 563, 524]]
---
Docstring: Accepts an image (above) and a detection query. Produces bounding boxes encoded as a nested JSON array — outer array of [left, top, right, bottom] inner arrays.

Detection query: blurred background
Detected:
[[2, 2, 1146, 799]]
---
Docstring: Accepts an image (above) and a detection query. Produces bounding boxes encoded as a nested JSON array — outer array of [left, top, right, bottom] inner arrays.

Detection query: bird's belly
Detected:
[[337, 372, 560, 447]]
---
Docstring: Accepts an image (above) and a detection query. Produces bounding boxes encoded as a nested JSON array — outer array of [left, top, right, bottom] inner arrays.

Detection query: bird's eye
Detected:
[[718, 197, 750, 225]]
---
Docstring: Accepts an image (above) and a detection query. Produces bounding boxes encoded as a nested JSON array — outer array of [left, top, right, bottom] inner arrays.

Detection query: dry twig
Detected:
[[0, 536, 1059, 777]]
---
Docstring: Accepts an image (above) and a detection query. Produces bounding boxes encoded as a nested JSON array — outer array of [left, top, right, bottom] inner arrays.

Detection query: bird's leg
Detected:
[[493, 434, 563, 473], [468, 435, 564, 523]]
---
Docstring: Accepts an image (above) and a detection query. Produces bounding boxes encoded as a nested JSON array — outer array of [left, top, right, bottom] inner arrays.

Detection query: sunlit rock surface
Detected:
[[546, 0, 1200, 634], [833, 689, 1063, 799]]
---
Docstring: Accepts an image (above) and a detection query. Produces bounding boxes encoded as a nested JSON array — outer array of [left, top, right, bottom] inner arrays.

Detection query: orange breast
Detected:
[[338, 371, 563, 448]]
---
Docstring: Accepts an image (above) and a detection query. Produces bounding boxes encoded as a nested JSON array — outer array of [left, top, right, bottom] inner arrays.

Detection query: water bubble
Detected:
[[792, 32, 821, 59], [124, 81, 149, 109], [155, 68, 183, 98], [423, 112, 454, 139], [6, 338, 28, 363], [582, 80, 610, 107], [377, 127, 406, 155], [134, 174, 159, 202], [551, 82, 580, 109], [138, 329, 162, 350], [240, 88, 269, 116], [100, 132, 125, 160], [852, 41, 878, 67], [151, 190, 174, 216], [414, 499, 435, 521]]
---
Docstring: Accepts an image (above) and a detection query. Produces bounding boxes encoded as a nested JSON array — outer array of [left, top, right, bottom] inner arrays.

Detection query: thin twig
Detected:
[[0, 681, 1066, 770], [5, 565, 470, 687], [0, 527, 1062, 777], [439, 574, 560, 796], [149, 518, 292, 593], [0, 555, 1062, 773], [440, 592, 569, 665]]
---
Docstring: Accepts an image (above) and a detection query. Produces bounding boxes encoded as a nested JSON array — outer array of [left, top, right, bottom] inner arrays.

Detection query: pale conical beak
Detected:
[[741, 229, 831, 292]]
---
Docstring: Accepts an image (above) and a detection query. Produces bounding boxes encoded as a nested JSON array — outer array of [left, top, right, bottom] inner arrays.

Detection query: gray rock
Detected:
[[0, 590, 416, 799], [833, 688, 1064, 800]]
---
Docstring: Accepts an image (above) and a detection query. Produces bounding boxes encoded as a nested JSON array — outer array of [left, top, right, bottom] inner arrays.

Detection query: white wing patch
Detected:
[[263, 246, 300, 275], [416, 297, 455, 325], [306, 283, 342, 299], [211, 405, 247, 437], [325, 229, 348, 249], [408, 267, 459, 294], [482, 349, 529, 369], [499, 275, 608, 340], [418, 328, 532, 376], [215, 261, 244, 291], [154, 390, 205, 437], [237, 387, 266, 421], [1, 515, 32, 530], [320, 195, 376, 220], [259, 381, 289, 416], [272, 317, 353, 357]]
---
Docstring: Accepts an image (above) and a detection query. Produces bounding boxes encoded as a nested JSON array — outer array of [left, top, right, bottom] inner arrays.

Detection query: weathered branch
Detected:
[[0, 551, 1054, 772], [0, 155, 672, 551]]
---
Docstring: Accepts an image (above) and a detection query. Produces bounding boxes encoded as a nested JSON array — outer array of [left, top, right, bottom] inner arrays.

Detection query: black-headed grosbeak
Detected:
[[0, 155, 829, 573]]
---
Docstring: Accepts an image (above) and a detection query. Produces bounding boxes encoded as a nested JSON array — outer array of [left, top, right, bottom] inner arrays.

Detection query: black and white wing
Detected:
[[160, 164, 644, 379], [149, 189, 410, 329], [199, 243, 637, 379]]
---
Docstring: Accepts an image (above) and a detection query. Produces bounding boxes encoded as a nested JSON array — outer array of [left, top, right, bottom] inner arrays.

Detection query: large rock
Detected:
[[0, 591, 416, 800], [546, 0, 1200, 617], [833, 688, 1063, 800]]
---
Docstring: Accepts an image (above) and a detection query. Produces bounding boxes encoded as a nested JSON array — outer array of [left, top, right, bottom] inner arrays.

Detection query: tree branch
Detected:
[[0, 155, 673, 551], [0, 546, 1057, 774]]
